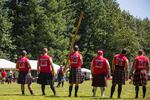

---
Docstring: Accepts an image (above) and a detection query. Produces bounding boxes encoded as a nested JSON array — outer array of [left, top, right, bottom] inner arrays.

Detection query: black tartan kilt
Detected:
[[133, 70, 148, 86], [69, 68, 83, 84], [17, 71, 28, 84], [112, 68, 125, 85], [92, 73, 107, 87], [37, 72, 53, 85]]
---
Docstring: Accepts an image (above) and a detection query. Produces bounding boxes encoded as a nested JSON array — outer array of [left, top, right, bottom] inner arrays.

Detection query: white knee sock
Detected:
[[100, 87, 105, 97], [92, 87, 97, 97]]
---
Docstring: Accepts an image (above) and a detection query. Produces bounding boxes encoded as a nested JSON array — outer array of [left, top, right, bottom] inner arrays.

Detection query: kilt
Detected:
[[92, 73, 107, 87], [133, 70, 147, 86], [69, 68, 83, 84], [17, 71, 28, 84], [37, 72, 53, 85], [112, 67, 125, 85]]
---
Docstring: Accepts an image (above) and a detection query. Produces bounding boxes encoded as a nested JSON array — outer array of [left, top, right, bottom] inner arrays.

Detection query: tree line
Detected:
[[0, 0, 150, 68]]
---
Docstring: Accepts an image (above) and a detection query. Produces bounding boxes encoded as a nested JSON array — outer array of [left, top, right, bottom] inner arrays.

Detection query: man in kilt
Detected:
[[16, 50, 34, 95], [91, 50, 111, 97], [68, 45, 83, 97], [110, 48, 129, 98], [37, 48, 56, 96], [130, 50, 149, 99]]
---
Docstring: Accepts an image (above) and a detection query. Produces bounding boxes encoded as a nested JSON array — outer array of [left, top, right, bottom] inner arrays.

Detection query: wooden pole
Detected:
[[64, 11, 84, 72]]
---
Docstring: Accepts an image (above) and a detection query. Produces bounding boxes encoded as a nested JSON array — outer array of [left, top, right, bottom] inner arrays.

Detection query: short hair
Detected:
[[73, 45, 79, 51], [121, 48, 128, 55], [138, 50, 144, 55], [42, 48, 48, 53], [21, 50, 27, 56]]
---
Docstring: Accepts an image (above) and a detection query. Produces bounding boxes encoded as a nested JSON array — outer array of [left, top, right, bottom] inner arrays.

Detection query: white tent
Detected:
[[0, 59, 16, 69], [0, 59, 60, 72], [81, 68, 92, 80], [81, 68, 91, 73]]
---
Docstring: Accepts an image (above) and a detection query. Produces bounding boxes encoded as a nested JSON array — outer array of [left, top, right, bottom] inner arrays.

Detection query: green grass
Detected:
[[0, 80, 150, 100]]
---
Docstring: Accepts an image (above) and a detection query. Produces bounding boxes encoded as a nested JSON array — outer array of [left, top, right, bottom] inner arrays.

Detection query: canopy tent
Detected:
[[0, 59, 16, 69], [81, 68, 91, 73], [81, 68, 92, 80], [0, 59, 60, 73]]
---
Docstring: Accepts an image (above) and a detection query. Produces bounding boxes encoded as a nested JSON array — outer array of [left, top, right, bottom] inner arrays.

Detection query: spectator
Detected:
[[56, 63, 65, 88], [7, 70, 13, 84], [1, 69, 7, 84]]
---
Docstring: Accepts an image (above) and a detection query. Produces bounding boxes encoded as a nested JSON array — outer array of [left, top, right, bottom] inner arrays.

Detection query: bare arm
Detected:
[[125, 59, 129, 79], [106, 60, 111, 77], [130, 60, 135, 77], [112, 58, 115, 73], [27, 60, 31, 72], [49, 57, 55, 76], [80, 54, 83, 66], [147, 59, 150, 73], [90, 60, 93, 74]]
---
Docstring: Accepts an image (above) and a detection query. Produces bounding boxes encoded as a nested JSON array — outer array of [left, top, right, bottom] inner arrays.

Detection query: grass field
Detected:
[[0, 80, 150, 100]]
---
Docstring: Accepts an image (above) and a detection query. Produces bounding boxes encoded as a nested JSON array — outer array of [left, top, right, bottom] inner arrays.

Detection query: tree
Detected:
[[8, 0, 76, 64], [0, 0, 15, 59]]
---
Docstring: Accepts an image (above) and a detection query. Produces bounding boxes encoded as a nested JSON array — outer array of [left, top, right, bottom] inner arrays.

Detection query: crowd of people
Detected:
[[1, 45, 149, 99], [0, 69, 16, 84]]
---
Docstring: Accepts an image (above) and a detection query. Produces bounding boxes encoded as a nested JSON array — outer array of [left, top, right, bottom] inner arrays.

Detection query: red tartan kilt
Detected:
[[133, 70, 148, 86], [69, 68, 83, 84]]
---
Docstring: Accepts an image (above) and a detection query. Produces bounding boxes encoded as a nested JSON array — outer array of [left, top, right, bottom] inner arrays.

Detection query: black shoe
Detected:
[[22, 91, 25, 95], [135, 96, 138, 99], [31, 93, 35, 96], [118, 97, 121, 99], [75, 94, 78, 97], [68, 94, 71, 97], [42, 93, 45, 96]]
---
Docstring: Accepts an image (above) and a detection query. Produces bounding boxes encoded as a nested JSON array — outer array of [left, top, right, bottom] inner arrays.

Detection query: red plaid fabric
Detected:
[[133, 70, 148, 86], [69, 68, 83, 84]]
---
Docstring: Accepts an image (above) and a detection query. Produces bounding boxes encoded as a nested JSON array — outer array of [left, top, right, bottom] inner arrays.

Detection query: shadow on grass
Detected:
[[45, 95, 93, 98], [0, 94, 41, 97], [44, 96, 136, 99], [89, 97, 135, 100], [0, 94, 24, 96]]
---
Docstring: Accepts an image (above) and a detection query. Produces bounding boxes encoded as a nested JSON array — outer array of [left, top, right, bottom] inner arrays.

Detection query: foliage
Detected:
[[0, 0, 15, 59]]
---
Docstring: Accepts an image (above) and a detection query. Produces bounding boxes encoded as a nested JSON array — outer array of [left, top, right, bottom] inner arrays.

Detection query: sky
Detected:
[[117, 0, 150, 19]]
